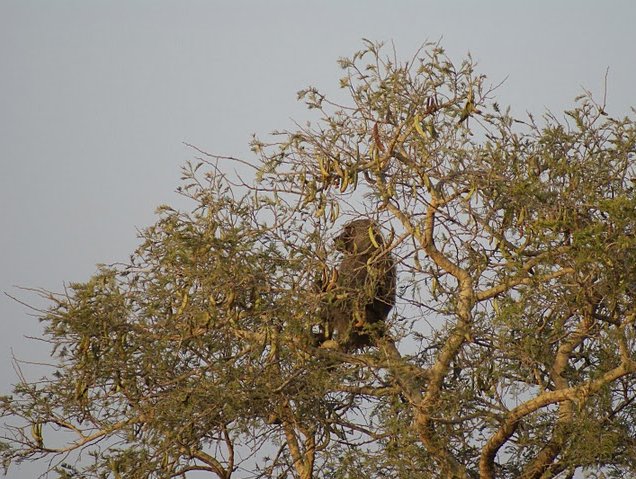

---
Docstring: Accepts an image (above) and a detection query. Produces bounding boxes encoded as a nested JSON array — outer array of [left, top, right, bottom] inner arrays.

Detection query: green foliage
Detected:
[[2, 41, 636, 478]]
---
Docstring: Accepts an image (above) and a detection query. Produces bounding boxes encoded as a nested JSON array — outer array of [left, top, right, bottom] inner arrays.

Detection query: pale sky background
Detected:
[[1, 1, 636, 477]]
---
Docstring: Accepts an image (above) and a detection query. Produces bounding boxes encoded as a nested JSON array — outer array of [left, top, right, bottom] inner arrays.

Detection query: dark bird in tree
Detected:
[[319, 219, 396, 350]]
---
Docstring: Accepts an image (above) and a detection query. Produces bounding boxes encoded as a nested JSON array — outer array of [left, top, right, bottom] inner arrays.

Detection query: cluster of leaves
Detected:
[[2, 40, 636, 479]]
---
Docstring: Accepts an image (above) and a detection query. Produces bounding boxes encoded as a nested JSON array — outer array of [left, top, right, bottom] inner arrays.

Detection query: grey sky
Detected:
[[1, 1, 635, 476]]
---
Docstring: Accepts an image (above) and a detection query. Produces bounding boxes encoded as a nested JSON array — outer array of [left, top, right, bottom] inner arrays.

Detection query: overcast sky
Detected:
[[2, 1, 635, 477]]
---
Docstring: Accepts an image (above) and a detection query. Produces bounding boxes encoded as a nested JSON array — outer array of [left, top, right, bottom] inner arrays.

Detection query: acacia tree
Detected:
[[2, 41, 636, 479]]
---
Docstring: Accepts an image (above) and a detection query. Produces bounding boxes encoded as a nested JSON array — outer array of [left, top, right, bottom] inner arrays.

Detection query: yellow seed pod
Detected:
[[368, 226, 380, 248], [176, 292, 189, 316], [414, 117, 428, 139], [31, 422, 43, 446], [329, 201, 340, 222], [339, 171, 350, 193]]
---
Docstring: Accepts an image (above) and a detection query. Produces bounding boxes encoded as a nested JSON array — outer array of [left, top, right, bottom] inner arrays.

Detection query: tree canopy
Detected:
[[2, 41, 636, 479]]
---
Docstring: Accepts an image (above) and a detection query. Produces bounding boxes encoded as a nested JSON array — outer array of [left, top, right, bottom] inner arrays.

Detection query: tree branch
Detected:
[[479, 360, 636, 479]]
